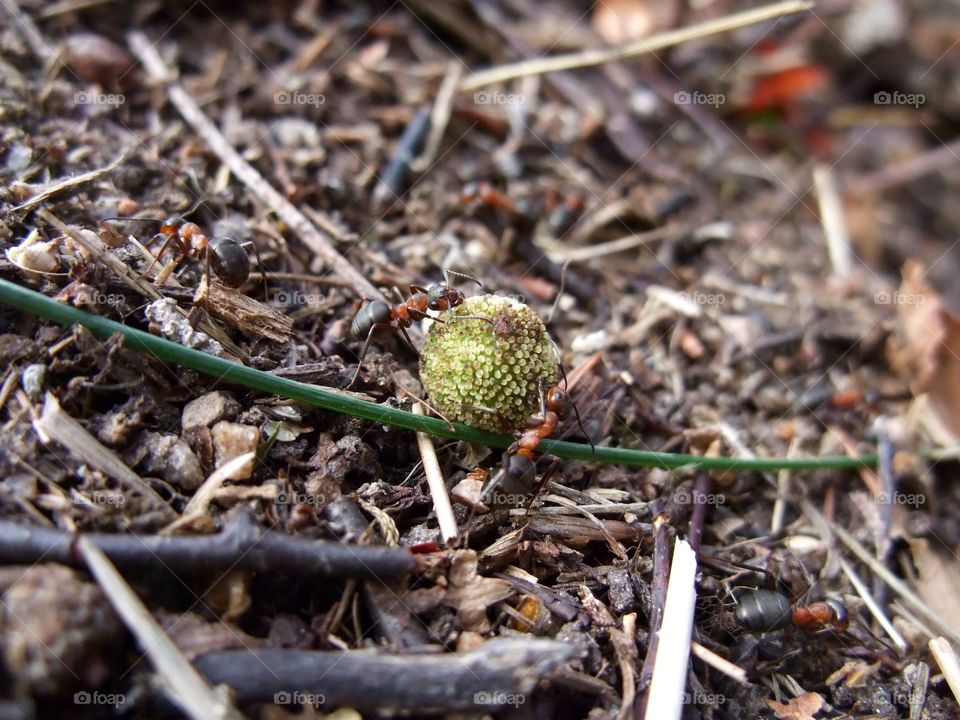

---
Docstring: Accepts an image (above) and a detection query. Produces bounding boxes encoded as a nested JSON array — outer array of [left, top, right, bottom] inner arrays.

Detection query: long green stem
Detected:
[[0, 277, 887, 472]]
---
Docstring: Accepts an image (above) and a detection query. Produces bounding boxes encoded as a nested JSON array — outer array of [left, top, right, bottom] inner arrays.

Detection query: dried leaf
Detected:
[[443, 550, 513, 632], [887, 260, 960, 443], [907, 538, 960, 632], [766, 692, 823, 720]]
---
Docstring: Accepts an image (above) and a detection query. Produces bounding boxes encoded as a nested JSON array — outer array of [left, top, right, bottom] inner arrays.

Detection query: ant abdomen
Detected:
[[351, 300, 393, 340], [735, 589, 793, 632], [208, 238, 250, 288]]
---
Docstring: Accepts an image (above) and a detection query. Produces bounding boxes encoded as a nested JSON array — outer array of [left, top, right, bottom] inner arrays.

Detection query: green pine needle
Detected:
[[0, 277, 892, 472]]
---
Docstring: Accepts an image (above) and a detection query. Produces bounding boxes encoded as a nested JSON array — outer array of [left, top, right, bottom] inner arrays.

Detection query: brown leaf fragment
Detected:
[[766, 691, 823, 720], [887, 259, 960, 443], [443, 550, 513, 632]]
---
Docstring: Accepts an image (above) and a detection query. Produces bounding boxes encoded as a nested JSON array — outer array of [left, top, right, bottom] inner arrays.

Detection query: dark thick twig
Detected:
[[193, 638, 579, 711], [686, 473, 711, 553], [637, 513, 671, 709], [0, 509, 414, 580], [371, 108, 432, 210]]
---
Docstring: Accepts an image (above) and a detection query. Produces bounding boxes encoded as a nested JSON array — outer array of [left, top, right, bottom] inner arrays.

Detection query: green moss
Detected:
[[420, 295, 560, 433]]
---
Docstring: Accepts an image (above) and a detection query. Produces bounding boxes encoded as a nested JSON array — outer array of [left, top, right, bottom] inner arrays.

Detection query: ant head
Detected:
[[545, 385, 567, 411], [427, 284, 465, 311]]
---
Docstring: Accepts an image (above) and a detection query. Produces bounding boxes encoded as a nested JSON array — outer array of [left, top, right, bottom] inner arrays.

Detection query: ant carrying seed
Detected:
[[473, 376, 592, 509], [344, 270, 491, 389]]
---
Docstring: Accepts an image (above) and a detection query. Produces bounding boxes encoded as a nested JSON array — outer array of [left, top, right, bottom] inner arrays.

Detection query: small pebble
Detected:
[[212, 421, 259, 480], [182, 391, 240, 430], [20, 363, 45, 399]]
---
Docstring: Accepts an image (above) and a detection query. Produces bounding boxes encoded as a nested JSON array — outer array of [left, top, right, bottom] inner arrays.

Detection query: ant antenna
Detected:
[[558, 363, 595, 455], [443, 269, 484, 288], [102, 196, 210, 224]]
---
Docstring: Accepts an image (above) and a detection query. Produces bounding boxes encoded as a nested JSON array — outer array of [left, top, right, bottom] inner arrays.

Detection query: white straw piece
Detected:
[[644, 538, 698, 720]]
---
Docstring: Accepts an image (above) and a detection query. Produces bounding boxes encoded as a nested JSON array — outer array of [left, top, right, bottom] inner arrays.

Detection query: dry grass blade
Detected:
[[643, 538, 697, 720], [459, 1, 812, 90], [413, 402, 458, 542], [34, 392, 172, 515], [928, 638, 960, 706], [12, 154, 125, 213]]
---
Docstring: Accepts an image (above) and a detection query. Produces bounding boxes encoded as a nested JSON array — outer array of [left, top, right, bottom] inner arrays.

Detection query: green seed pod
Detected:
[[420, 295, 560, 433]]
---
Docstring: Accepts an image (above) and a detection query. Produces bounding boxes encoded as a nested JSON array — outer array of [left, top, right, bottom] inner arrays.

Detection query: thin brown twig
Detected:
[[126, 31, 385, 303]]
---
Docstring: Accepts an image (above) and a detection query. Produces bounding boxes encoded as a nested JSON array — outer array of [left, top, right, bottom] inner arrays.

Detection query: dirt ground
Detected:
[[1, 0, 960, 718]]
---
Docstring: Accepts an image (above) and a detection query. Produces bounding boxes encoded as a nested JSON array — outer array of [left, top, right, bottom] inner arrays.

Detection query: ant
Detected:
[[735, 588, 848, 634], [472, 377, 592, 508], [345, 270, 488, 390], [460, 182, 584, 237], [698, 553, 850, 635], [502, 379, 592, 479], [104, 201, 264, 309]]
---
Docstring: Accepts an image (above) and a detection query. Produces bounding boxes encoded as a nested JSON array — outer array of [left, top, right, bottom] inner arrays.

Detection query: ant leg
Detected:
[[397, 325, 420, 357], [343, 320, 384, 390], [410, 285, 429, 295], [240, 240, 269, 301], [143, 232, 177, 276]]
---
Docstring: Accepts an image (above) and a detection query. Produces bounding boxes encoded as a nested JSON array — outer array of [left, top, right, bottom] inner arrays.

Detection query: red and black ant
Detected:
[[104, 202, 265, 308], [473, 377, 593, 507], [735, 588, 848, 634], [345, 270, 489, 389], [697, 553, 851, 636], [460, 182, 585, 237]]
